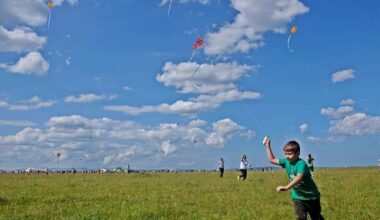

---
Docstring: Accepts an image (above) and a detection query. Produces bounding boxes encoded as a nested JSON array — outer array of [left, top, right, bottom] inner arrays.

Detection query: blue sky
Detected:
[[0, 0, 379, 170]]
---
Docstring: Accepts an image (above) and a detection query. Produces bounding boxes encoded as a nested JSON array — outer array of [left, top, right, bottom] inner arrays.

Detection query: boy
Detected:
[[263, 137, 324, 220]]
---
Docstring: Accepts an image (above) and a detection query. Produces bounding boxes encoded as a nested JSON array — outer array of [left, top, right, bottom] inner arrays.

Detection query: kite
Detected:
[[47, 1, 53, 29], [189, 38, 204, 61], [56, 152, 61, 165], [287, 26, 297, 52]]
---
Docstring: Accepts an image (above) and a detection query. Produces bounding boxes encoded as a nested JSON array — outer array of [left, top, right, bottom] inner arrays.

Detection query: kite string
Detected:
[[241, 100, 266, 136]]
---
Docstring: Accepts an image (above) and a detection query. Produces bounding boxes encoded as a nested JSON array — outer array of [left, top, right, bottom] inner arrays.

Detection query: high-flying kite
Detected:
[[47, 1, 53, 29], [287, 26, 297, 52], [189, 38, 204, 61]]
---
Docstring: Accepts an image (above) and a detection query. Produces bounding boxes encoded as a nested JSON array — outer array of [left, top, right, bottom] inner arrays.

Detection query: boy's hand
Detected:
[[262, 136, 270, 146], [276, 186, 288, 192]]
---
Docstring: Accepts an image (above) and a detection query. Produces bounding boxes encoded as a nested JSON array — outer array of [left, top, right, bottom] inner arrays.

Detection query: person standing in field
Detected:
[[263, 137, 324, 220], [237, 154, 250, 181], [307, 154, 315, 177], [218, 157, 224, 178]]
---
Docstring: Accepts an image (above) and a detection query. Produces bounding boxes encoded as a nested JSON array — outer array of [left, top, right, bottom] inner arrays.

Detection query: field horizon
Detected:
[[0, 167, 379, 219]]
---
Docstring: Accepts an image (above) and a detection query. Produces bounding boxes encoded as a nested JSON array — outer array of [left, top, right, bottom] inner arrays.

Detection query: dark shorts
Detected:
[[239, 169, 247, 180], [292, 199, 324, 220]]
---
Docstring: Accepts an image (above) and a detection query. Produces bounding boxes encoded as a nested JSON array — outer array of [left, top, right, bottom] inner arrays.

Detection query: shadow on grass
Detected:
[[0, 197, 8, 205]]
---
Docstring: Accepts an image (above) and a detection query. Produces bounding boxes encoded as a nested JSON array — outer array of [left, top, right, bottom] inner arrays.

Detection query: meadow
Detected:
[[0, 167, 379, 219]]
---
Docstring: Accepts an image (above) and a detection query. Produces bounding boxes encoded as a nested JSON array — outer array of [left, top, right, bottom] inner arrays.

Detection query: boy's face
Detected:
[[284, 150, 300, 162]]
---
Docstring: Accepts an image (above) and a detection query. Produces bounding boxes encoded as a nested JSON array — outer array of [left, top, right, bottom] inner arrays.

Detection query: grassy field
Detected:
[[0, 167, 379, 220]]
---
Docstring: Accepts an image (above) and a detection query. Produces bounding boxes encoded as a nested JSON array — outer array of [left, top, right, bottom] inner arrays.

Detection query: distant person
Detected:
[[307, 154, 315, 177], [378, 159, 380, 173], [127, 164, 131, 174], [237, 154, 250, 181], [263, 137, 324, 220], [218, 157, 224, 178]]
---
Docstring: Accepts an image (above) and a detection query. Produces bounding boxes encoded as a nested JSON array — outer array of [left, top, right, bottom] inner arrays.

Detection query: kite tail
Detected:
[[167, 0, 173, 17], [188, 50, 195, 62], [48, 10, 52, 29], [190, 64, 201, 77], [287, 34, 293, 52]]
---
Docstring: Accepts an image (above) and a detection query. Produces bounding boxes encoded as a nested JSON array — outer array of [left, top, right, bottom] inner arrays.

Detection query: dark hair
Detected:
[[283, 140, 300, 154]]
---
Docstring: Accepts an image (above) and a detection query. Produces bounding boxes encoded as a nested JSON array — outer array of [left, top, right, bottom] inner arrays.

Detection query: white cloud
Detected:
[[105, 89, 260, 115], [328, 113, 380, 135], [205, 118, 250, 147], [0, 0, 48, 27], [299, 123, 308, 134], [160, 140, 177, 155], [123, 86, 134, 92], [331, 69, 355, 83], [0, 115, 253, 167], [189, 119, 207, 127], [103, 155, 114, 165], [67, 0, 79, 6], [204, 0, 309, 55], [0, 96, 56, 111], [64, 93, 116, 103], [306, 135, 346, 143], [0, 127, 44, 144], [0, 120, 36, 127], [65, 57, 71, 66], [0, 26, 46, 52], [0, 51, 49, 75], [106, 61, 261, 115], [340, 98, 355, 106], [318, 102, 380, 137], [159, 0, 212, 6], [321, 106, 354, 119], [156, 62, 254, 94]]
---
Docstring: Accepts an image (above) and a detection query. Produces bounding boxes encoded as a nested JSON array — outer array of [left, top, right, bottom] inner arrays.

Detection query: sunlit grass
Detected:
[[0, 167, 379, 219]]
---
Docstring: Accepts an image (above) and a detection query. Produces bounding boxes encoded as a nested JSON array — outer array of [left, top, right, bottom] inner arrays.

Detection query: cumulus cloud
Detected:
[[0, 96, 56, 111], [340, 98, 355, 106], [0, 0, 79, 27], [156, 62, 254, 94], [306, 135, 346, 143], [299, 123, 308, 134], [331, 69, 355, 83], [0, 51, 49, 75], [106, 61, 260, 115], [105, 89, 260, 115], [0, 115, 253, 167], [205, 118, 249, 147], [321, 106, 354, 119], [0, 0, 48, 27], [204, 0, 309, 55], [64, 93, 116, 103], [0, 26, 46, 52], [317, 102, 380, 138], [0, 120, 36, 127], [328, 113, 380, 135]]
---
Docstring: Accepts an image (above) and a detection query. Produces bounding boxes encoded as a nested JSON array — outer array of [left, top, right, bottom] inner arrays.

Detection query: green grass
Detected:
[[0, 167, 379, 219]]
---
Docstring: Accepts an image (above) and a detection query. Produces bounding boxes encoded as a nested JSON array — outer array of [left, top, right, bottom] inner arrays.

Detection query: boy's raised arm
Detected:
[[264, 137, 280, 165]]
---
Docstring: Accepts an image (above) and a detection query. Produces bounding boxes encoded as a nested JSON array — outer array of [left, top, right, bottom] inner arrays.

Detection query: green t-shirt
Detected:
[[279, 158, 320, 200]]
